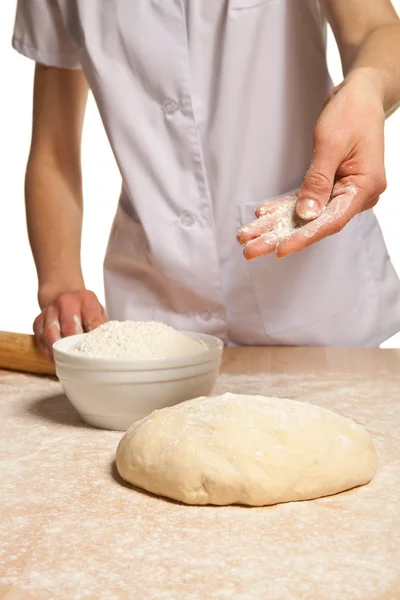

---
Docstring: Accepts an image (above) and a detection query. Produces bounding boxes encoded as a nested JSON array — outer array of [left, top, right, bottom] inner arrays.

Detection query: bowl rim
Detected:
[[53, 331, 224, 371]]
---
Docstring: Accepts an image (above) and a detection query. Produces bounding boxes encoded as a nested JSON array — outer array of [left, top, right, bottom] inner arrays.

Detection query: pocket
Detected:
[[230, 0, 275, 9], [238, 201, 377, 338]]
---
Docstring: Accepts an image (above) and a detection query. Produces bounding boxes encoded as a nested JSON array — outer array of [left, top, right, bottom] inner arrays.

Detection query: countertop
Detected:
[[1, 347, 399, 600]]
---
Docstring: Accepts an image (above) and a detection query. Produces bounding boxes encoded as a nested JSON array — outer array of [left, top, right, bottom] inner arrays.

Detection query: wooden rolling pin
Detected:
[[0, 331, 56, 376]]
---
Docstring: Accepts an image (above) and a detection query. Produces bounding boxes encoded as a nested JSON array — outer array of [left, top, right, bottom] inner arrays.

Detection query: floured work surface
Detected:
[[1, 347, 399, 600]]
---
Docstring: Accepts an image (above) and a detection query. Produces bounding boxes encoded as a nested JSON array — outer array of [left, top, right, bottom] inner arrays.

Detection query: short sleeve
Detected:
[[12, 0, 81, 69]]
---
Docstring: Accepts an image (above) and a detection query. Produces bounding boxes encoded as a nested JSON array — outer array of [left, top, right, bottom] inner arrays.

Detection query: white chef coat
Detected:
[[13, 0, 400, 346]]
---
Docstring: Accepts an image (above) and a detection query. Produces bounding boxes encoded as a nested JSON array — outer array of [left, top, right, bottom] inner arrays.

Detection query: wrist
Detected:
[[345, 67, 386, 112], [38, 278, 86, 309]]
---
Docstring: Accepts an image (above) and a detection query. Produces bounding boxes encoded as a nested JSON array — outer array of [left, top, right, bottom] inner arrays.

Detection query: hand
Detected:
[[238, 68, 387, 259], [33, 290, 107, 363]]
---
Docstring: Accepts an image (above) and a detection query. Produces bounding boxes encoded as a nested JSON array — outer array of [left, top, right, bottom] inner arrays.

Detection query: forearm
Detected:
[[26, 65, 89, 308], [26, 156, 85, 308], [346, 24, 400, 117], [323, 0, 400, 117]]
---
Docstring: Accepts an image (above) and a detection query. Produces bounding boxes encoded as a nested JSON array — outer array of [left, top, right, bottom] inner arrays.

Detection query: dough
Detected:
[[116, 393, 377, 506]]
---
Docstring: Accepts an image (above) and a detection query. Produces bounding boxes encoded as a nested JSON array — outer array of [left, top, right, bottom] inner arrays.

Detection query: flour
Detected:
[[268, 194, 308, 243], [71, 321, 206, 359], [247, 183, 358, 251], [2, 369, 400, 599]]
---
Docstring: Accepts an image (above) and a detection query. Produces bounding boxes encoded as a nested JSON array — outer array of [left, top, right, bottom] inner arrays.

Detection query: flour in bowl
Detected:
[[71, 321, 207, 359]]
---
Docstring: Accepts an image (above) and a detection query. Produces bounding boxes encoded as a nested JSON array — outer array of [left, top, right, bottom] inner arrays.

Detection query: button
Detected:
[[179, 212, 196, 227], [199, 309, 212, 322], [200, 206, 210, 220], [162, 100, 179, 116]]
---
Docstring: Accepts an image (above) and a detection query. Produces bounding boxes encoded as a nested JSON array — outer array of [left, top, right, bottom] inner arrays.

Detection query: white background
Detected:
[[1, 1, 400, 347]]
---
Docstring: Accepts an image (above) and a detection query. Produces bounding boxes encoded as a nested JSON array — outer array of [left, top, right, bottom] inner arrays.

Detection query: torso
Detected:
[[52, 1, 400, 345]]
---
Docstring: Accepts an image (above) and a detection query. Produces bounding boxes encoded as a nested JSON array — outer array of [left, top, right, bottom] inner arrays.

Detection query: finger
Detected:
[[243, 196, 299, 259], [237, 213, 276, 245], [255, 197, 292, 219], [295, 131, 339, 220], [57, 294, 84, 337], [276, 184, 359, 258], [243, 183, 359, 260], [80, 291, 107, 332], [42, 305, 61, 360], [243, 229, 282, 260], [33, 313, 51, 362], [360, 196, 379, 212]]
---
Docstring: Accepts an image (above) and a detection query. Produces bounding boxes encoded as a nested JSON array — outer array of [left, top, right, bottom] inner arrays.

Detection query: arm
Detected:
[[27, 65, 106, 359], [238, 0, 400, 259], [27, 64, 88, 303], [324, 0, 400, 116]]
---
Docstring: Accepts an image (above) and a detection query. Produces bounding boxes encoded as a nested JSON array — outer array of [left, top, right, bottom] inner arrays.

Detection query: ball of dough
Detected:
[[116, 393, 377, 506]]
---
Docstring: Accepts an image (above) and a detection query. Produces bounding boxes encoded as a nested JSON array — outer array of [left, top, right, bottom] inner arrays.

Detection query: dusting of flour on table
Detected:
[[1, 369, 400, 600], [71, 321, 206, 359]]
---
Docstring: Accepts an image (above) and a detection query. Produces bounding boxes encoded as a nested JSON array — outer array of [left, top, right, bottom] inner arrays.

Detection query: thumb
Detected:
[[296, 144, 338, 220]]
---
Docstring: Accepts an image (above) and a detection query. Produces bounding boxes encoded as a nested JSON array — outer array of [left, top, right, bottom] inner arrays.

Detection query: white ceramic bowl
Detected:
[[53, 331, 223, 431]]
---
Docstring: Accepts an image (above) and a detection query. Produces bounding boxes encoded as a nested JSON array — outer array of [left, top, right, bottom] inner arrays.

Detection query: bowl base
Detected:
[[80, 413, 136, 431]]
